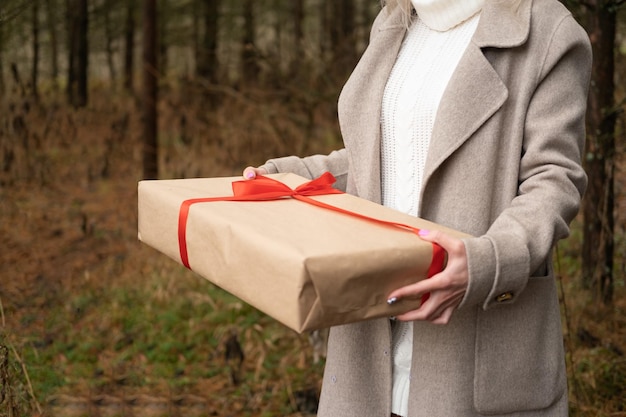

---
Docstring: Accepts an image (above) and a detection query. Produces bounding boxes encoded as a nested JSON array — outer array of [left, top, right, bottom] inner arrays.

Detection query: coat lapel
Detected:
[[421, 0, 532, 203], [420, 44, 508, 191]]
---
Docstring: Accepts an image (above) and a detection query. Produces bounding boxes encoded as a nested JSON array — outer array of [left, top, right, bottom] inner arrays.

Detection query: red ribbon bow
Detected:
[[178, 173, 446, 301]]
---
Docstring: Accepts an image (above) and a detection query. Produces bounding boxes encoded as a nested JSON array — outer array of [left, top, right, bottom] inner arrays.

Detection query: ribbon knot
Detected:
[[230, 172, 341, 200]]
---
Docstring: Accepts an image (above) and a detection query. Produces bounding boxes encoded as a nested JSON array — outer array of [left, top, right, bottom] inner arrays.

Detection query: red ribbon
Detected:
[[178, 172, 446, 302]]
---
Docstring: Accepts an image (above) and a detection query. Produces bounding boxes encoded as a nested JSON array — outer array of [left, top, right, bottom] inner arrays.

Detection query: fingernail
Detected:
[[245, 171, 254, 179], [418, 229, 430, 236], [387, 297, 398, 305]]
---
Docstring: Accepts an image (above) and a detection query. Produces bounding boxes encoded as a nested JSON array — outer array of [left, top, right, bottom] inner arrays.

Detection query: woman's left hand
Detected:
[[387, 229, 469, 325]]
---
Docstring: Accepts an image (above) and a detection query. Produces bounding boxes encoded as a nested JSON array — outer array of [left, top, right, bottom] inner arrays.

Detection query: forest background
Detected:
[[0, 0, 625, 416]]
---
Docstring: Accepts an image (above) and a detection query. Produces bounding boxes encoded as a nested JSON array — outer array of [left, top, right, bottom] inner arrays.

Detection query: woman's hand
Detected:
[[387, 229, 469, 325], [242, 166, 268, 180]]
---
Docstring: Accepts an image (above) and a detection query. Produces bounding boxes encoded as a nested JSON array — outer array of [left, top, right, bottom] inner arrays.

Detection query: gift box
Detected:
[[137, 173, 468, 333]]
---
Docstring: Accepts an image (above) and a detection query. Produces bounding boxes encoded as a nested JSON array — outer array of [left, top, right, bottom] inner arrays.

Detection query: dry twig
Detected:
[[8, 344, 42, 415]]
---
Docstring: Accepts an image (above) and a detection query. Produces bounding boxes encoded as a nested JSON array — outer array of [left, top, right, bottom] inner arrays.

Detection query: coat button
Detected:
[[495, 292, 513, 303]]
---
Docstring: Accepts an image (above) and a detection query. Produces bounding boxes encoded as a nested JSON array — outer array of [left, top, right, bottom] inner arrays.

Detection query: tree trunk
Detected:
[[67, 0, 75, 101], [142, 0, 159, 179], [196, 0, 220, 83], [193, 0, 200, 73], [330, 0, 356, 79], [31, 0, 40, 99], [103, 0, 117, 83], [77, 0, 88, 106], [196, 0, 220, 107], [581, 1, 617, 304], [241, 0, 259, 85], [319, 1, 330, 64], [293, 0, 304, 48], [67, 0, 89, 108], [0, 11, 5, 96], [289, 0, 304, 77], [272, 0, 283, 85], [124, 0, 136, 92], [158, 0, 168, 77], [46, 0, 60, 88]]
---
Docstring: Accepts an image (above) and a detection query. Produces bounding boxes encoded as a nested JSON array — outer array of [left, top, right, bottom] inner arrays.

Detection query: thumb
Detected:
[[417, 229, 456, 254], [242, 166, 267, 180]]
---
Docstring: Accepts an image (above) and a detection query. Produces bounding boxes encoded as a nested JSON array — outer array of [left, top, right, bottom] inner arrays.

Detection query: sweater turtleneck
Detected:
[[410, 0, 485, 31]]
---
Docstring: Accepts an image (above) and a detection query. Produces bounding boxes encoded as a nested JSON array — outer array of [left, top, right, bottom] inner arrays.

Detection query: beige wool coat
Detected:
[[261, 0, 592, 415]]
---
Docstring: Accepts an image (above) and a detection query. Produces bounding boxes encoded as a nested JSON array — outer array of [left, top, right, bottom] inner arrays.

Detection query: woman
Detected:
[[244, 0, 592, 415]]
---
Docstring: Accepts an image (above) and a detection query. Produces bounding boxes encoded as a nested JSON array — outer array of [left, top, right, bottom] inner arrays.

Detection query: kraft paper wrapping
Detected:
[[137, 173, 467, 333]]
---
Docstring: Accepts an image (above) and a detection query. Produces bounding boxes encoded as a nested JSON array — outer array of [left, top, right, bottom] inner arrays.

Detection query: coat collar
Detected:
[[473, 0, 531, 48]]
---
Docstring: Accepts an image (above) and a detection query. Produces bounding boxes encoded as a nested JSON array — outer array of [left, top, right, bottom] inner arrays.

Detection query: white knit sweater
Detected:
[[380, 1, 483, 415]]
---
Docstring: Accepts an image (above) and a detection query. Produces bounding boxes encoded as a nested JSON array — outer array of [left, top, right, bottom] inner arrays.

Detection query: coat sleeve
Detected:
[[260, 149, 349, 191], [459, 14, 592, 310]]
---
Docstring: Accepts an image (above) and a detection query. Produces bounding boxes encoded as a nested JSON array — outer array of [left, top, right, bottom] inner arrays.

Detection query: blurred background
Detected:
[[0, 0, 624, 416]]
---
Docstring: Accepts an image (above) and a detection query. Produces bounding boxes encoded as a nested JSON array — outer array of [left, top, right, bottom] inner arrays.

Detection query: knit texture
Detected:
[[380, 11, 480, 417]]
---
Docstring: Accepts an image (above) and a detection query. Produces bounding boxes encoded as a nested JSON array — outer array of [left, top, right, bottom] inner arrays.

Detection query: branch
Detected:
[[9, 344, 42, 415], [605, 96, 626, 119], [0, 294, 5, 328]]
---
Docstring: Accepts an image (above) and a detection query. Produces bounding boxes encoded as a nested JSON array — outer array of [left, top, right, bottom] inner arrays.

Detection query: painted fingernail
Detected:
[[245, 171, 254, 179], [418, 229, 430, 236], [387, 297, 398, 305]]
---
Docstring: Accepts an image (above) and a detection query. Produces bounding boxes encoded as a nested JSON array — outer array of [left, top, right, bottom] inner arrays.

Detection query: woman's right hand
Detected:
[[242, 166, 268, 180]]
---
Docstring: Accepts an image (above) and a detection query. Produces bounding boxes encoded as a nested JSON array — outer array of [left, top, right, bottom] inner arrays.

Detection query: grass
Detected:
[[0, 82, 625, 416], [556, 223, 626, 416], [5, 257, 325, 416]]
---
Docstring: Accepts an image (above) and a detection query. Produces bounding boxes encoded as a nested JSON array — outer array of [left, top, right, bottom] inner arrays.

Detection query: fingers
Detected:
[[394, 293, 461, 324], [387, 276, 438, 302], [390, 273, 466, 324], [387, 229, 469, 325], [242, 166, 268, 180]]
